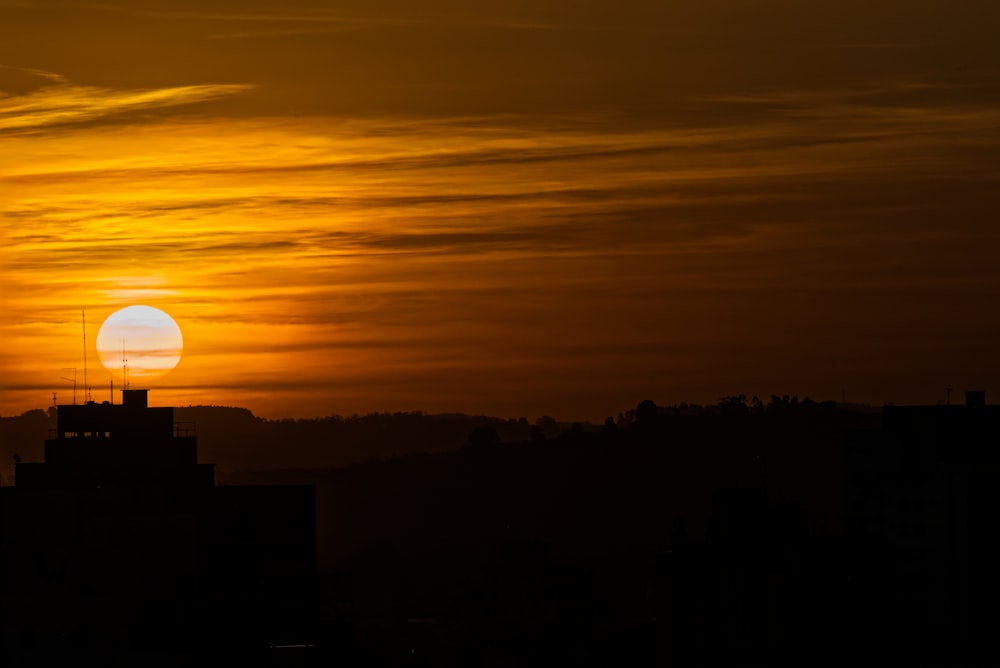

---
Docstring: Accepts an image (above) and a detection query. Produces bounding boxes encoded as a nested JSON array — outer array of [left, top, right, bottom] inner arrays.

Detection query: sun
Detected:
[[96, 305, 183, 383]]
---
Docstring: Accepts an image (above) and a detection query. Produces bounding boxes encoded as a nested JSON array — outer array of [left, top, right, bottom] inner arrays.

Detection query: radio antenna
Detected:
[[82, 308, 90, 403], [122, 337, 129, 391], [60, 368, 77, 405]]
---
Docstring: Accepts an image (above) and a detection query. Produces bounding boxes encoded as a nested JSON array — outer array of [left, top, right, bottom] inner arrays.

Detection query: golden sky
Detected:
[[2, 0, 1000, 419]]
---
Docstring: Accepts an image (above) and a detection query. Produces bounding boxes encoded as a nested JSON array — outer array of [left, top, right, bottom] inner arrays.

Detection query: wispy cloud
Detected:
[[0, 65, 68, 85], [0, 70, 252, 131]]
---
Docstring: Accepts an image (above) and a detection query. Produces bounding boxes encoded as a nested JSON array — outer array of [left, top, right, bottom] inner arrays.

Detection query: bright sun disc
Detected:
[[96, 305, 183, 383]]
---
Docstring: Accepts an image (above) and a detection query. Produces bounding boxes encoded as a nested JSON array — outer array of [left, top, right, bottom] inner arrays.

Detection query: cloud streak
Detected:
[[0, 72, 253, 131]]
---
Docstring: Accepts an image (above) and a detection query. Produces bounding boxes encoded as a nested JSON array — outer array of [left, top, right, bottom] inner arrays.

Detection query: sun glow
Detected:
[[96, 305, 183, 384]]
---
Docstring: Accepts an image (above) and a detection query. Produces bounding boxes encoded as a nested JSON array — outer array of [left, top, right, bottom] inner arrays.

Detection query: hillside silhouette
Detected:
[[216, 396, 885, 664], [2, 396, 875, 482], [0, 408, 53, 484], [227, 396, 879, 569], [1, 405, 569, 481]]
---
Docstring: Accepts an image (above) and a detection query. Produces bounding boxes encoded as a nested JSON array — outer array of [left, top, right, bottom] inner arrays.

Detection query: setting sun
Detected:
[[96, 305, 183, 384]]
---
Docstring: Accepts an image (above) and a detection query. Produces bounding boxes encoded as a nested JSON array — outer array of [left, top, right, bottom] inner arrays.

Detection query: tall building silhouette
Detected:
[[844, 390, 1000, 663], [0, 390, 316, 665], [660, 488, 843, 667]]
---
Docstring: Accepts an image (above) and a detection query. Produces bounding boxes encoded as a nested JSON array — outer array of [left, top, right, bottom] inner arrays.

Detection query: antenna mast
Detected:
[[82, 308, 90, 402], [60, 368, 77, 405], [122, 337, 129, 391]]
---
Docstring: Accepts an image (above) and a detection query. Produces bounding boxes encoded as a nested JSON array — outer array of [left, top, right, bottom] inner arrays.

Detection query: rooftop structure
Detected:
[[16, 389, 212, 490]]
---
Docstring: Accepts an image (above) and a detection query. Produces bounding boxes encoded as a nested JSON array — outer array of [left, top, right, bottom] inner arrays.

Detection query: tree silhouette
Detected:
[[635, 399, 659, 424], [465, 425, 499, 449]]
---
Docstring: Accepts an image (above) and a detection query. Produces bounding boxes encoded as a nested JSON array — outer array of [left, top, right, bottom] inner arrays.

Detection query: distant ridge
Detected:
[[1, 396, 878, 482]]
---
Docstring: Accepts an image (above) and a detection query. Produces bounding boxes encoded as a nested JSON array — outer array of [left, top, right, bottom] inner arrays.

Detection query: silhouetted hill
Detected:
[[227, 399, 879, 570], [1, 397, 877, 484], [217, 399, 881, 664], [174, 406, 550, 473], [0, 408, 54, 483], [0, 404, 576, 480]]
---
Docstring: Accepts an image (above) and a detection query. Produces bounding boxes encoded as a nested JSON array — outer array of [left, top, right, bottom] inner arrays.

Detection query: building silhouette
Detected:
[[844, 390, 1000, 663], [660, 488, 845, 667], [0, 390, 316, 665]]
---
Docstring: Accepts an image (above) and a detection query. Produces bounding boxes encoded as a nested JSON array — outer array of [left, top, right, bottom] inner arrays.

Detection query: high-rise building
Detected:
[[844, 390, 1000, 663], [0, 390, 316, 665]]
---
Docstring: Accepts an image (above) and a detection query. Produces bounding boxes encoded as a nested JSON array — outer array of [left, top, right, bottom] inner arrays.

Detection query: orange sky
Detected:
[[2, 0, 1000, 419]]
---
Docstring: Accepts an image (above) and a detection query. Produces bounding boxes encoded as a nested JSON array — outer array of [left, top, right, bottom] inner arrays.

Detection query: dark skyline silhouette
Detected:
[[5, 389, 995, 664]]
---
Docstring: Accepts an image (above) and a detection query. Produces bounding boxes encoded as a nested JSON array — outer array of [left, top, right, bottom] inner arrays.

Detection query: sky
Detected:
[[2, 0, 1000, 420]]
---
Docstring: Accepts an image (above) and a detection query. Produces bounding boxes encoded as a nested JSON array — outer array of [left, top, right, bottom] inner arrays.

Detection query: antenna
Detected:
[[60, 368, 77, 405], [82, 308, 90, 403], [122, 336, 129, 391]]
